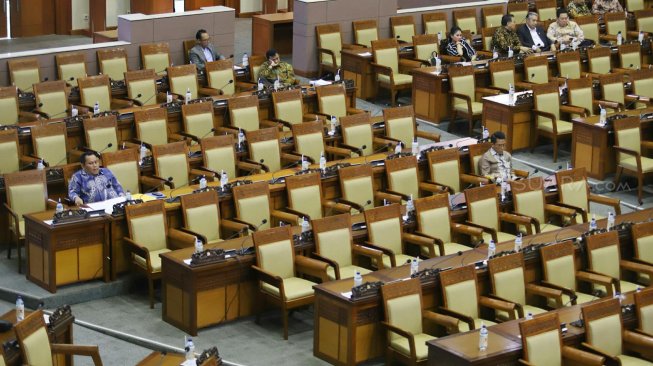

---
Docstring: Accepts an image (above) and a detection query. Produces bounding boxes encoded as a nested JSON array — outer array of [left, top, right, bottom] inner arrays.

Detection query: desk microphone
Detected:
[[544, 165, 563, 182], [363, 143, 392, 163], [144, 177, 174, 194], [94, 143, 114, 155], [135, 93, 157, 106], [624, 95, 642, 110], [459, 238, 485, 267], [165, 175, 205, 203], [224, 226, 249, 240], [246, 159, 266, 176], [198, 127, 216, 141], [522, 219, 555, 248], [217, 79, 234, 95], [236, 219, 268, 255]]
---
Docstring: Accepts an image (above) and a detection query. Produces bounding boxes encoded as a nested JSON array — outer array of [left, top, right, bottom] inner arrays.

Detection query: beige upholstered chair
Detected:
[[426, 147, 487, 194], [587, 47, 613, 76], [55, 52, 87, 87], [556, 51, 583, 81], [440, 264, 512, 332], [371, 38, 414, 106], [602, 12, 639, 43], [353, 19, 379, 47], [291, 120, 354, 163], [140, 43, 171, 75], [133, 107, 182, 148], [315, 84, 365, 122], [198, 134, 262, 179], [285, 173, 350, 220], [488, 252, 560, 321], [582, 298, 653, 364], [575, 15, 601, 43], [380, 278, 458, 365], [540, 240, 613, 307], [167, 64, 212, 100], [181, 101, 216, 143], [488, 59, 517, 93], [510, 176, 577, 233], [15, 309, 103, 366], [97, 48, 128, 81], [228, 94, 279, 132], [390, 15, 416, 43], [78, 74, 133, 112], [8, 58, 41, 92], [0, 129, 35, 175], [0, 86, 39, 125], [414, 194, 483, 257], [633, 221, 653, 285], [364, 204, 436, 268], [226, 181, 300, 231], [555, 167, 621, 222], [464, 185, 528, 243], [613, 116, 653, 205], [151, 141, 204, 189], [82, 115, 122, 155], [30, 123, 73, 168], [586, 231, 653, 295], [204, 59, 243, 97], [338, 164, 402, 213], [33, 80, 70, 119], [635, 287, 653, 336], [567, 77, 620, 120], [316, 24, 353, 77], [522, 55, 551, 87], [4, 170, 56, 273], [600, 73, 650, 111], [635, 9, 653, 33], [384, 155, 444, 201], [631, 69, 653, 106], [411, 34, 439, 64], [617, 44, 645, 70], [422, 12, 448, 37], [482, 5, 504, 28], [312, 213, 380, 280], [480, 26, 498, 53], [124, 69, 161, 106], [519, 312, 606, 366], [448, 65, 499, 135], [102, 148, 166, 195], [125, 200, 195, 308], [271, 89, 317, 130], [383, 106, 440, 149], [180, 190, 246, 245], [246, 127, 302, 173], [453, 9, 478, 35], [535, 0, 557, 20], [252, 226, 328, 339], [507, 2, 529, 23], [340, 112, 395, 157]]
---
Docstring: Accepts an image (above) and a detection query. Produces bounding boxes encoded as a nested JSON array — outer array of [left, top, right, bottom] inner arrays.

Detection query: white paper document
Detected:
[[84, 197, 128, 215]]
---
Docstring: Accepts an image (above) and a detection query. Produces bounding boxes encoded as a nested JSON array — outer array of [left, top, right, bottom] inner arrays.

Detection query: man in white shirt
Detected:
[[189, 29, 225, 70], [517, 12, 555, 52]]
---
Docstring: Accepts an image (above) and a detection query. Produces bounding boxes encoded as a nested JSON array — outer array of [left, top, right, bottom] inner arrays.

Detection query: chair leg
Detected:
[[552, 135, 558, 163], [613, 166, 623, 190], [468, 116, 474, 136], [448, 111, 457, 132], [282, 309, 289, 340], [148, 278, 155, 309], [638, 174, 644, 205], [17, 238, 22, 274]]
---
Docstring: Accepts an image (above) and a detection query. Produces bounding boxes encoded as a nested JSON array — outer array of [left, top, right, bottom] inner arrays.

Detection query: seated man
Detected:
[[479, 131, 514, 182], [567, 0, 592, 18], [189, 29, 225, 70], [547, 9, 592, 49], [592, 0, 623, 16], [517, 12, 555, 52], [490, 14, 532, 55], [68, 151, 125, 205], [258, 49, 296, 86]]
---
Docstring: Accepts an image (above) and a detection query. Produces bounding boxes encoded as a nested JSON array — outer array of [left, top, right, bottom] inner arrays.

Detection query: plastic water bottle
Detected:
[[508, 47, 514, 58], [488, 240, 496, 258], [500, 181, 507, 202], [194, 237, 203, 254], [567, 161, 573, 170], [599, 105, 607, 126], [410, 258, 419, 276], [526, 312, 533, 320], [589, 214, 598, 231], [55, 198, 64, 214], [219, 170, 228, 189], [437, 31, 442, 44], [125, 190, 132, 201], [353, 271, 363, 287], [334, 69, 341, 82], [330, 115, 337, 135], [301, 155, 310, 171], [617, 31, 623, 45], [319, 151, 327, 171], [238, 129, 245, 146], [185, 337, 195, 360], [71, 105, 78, 117], [479, 323, 488, 351], [37, 159, 45, 170], [166, 91, 173, 103], [492, 48, 498, 59], [514, 233, 523, 252], [508, 83, 515, 105], [406, 194, 415, 213], [242, 53, 249, 67], [301, 217, 310, 233], [139, 144, 147, 166], [482, 126, 490, 140], [394, 142, 402, 154], [274, 77, 281, 91], [411, 138, 419, 156], [16, 296, 24, 322], [639, 31, 645, 44], [185, 88, 192, 104], [93, 101, 100, 115], [607, 212, 615, 231], [257, 77, 264, 91], [614, 291, 625, 304], [199, 175, 207, 189]]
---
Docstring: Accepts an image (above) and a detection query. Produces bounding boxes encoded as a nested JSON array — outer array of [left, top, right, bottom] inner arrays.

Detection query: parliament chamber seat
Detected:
[[0, 86, 39, 125], [8, 57, 41, 92], [181, 101, 217, 143], [510, 176, 577, 233], [352, 19, 379, 48], [339, 112, 395, 157], [632, 221, 653, 285], [198, 134, 263, 179], [246, 127, 301, 173], [284, 172, 350, 221], [383, 155, 444, 201], [338, 161, 402, 213], [389, 15, 416, 44], [78, 74, 133, 112], [383, 106, 440, 149], [555, 167, 621, 223], [613, 116, 653, 205], [421, 12, 448, 38], [464, 184, 527, 243], [124, 69, 162, 106], [140, 43, 171, 76], [290, 120, 354, 162], [56, 52, 87, 87], [371, 38, 415, 106], [97, 48, 128, 82], [426, 147, 487, 194]]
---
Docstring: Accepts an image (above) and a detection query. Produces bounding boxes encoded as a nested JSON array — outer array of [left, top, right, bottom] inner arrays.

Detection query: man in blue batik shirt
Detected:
[[68, 151, 124, 205]]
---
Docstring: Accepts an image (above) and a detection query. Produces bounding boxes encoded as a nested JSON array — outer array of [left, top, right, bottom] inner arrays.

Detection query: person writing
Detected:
[[68, 152, 125, 205], [479, 131, 514, 182], [443, 26, 477, 62], [258, 49, 296, 86], [189, 29, 225, 70]]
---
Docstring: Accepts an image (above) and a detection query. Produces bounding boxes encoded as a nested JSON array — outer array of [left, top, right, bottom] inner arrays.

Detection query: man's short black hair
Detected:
[[557, 8, 569, 18], [265, 49, 278, 60], [196, 29, 208, 40], [490, 131, 506, 143], [80, 151, 100, 165], [501, 14, 514, 27]]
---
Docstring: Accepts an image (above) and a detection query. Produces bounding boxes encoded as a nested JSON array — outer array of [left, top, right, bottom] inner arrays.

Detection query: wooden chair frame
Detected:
[[465, 185, 535, 240], [97, 48, 128, 81], [8, 58, 40, 92], [140, 43, 171, 74], [555, 167, 621, 222], [352, 19, 379, 47], [55, 52, 87, 86]]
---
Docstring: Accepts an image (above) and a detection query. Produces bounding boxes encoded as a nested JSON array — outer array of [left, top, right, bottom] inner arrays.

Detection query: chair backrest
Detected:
[[540, 240, 578, 292], [489, 59, 516, 91], [317, 84, 348, 120], [291, 120, 327, 163], [83, 115, 118, 154], [247, 127, 281, 172], [412, 34, 439, 61], [14, 309, 53, 366], [468, 142, 492, 176], [482, 5, 504, 28], [254, 226, 296, 280], [182, 101, 215, 142], [102, 148, 141, 194], [205, 59, 237, 96], [586, 231, 622, 280], [634, 286, 653, 335], [588, 47, 612, 75], [233, 180, 272, 230], [0, 86, 20, 125], [200, 134, 237, 179], [390, 15, 416, 43], [152, 141, 190, 188], [422, 12, 448, 37], [125, 200, 168, 253], [97, 48, 128, 81], [183, 39, 196, 64], [448, 65, 476, 106], [78, 74, 112, 112], [286, 172, 323, 220], [168, 64, 199, 100], [524, 55, 549, 84], [134, 107, 169, 147], [614, 116, 642, 165], [567, 77, 594, 118], [34, 80, 68, 118], [55, 52, 87, 87], [365, 204, 403, 256], [338, 164, 375, 212], [582, 298, 624, 357], [631, 68, 653, 99], [482, 26, 498, 51], [0, 129, 20, 175], [575, 15, 600, 42], [229, 95, 260, 132], [635, 9, 653, 33], [353, 19, 379, 47], [272, 88, 304, 126], [8, 58, 40, 92], [415, 194, 453, 243], [381, 278, 424, 341], [536, 0, 557, 20], [556, 167, 590, 214], [618, 44, 641, 70], [316, 23, 343, 68], [340, 112, 373, 156], [532, 82, 561, 127], [4, 170, 47, 230], [384, 106, 416, 148], [453, 9, 478, 35], [507, 3, 529, 23], [140, 43, 171, 75], [248, 55, 266, 83], [385, 155, 419, 199], [372, 38, 401, 78], [465, 184, 500, 232], [519, 312, 563, 366], [313, 213, 354, 268], [556, 50, 582, 80], [31, 123, 68, 167], [605, 12, 627, 37], [427, 148, 461, 193], [440, 264, 480, 319], [180, 190, 222, 243], [488, 252, 527, 305], [509, 176, 546, 225], [626, 0, 644, 12], [599, 72, 625, 107], [632, 221, 653, 271], [124, 69, 158, 106]]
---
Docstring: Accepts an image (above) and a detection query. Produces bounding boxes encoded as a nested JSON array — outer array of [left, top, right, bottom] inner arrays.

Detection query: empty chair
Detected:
[[0, 129, 34, 175], [246, 127, 302, 173], [124, 69, 161, 106], [390, 15, 416, 43], [181, 102, 216, 143], [635, 286, 653, 336], [464, 184, 527, 243], [205, 59, 243, 96], [575, 15, 601, 44], [56, 52, 87, 86], [0, 86, 39, 125], [600, 73, 649, 111], [168, 64, 211, 101], [340, 112, 395, 157], [228, 94, 279, 132], [133, 107, 183, 148], [151, 141, 204, 189], [271, 89, 316, 129], [510, 176, 577, 233], [531, 82, 580, 162], [453, 9, 479, 35], [422, 12, 448, 38], [488, 59, 517, 93], [199, 134, 263, 179], [556, 50, 583, 80], [632, 221, 653, 285], [383, 106, 440, 149], [353, 19, 379, 47], [226, 181, 300, 231], [370, 38, 414, 106], [384, 155, 444, 201], [33, 80, 71, 119], [140, 43, 171, 75], [427, 148, 487, 194], [285, 172, 350, 220], [556, 167, 621, 222], [482, 5, 504, 28], [78, 74, 133, 112], [338, 164, 402, 213], [8, 58, 41, 92], [536, 0, 557, 20], [180, 190, 245, 245], [412, 34, 440, 64], [587, 47, 612, 76], [448, 65, 499, 135], [97, 48, 128, 81], [507, 2, 529, 24], [316, 84, 365, 122], [81, 115, 121, 154], [30, 123, 74, 167], [316, 24, 351, 77], [613, 116, 653, 205], [291, 120, 354, 162]]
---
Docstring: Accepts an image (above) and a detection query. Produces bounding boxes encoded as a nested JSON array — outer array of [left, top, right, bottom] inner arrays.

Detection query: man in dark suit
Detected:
[[516, 12, 556, 52], [189, 29, 224, 70]]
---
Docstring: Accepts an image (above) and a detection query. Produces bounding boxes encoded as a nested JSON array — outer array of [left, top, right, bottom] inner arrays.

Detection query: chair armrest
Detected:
[[544, 204, 577, 223], [241, 158, 270, 172], [283, 207, 311, 221], [251, 265, 284, 290], [581, 342, 620, 363], [485, 294, 522, 318], [382, 189, 410, 201], [325, 145, 355, 159], [139, 175, 173, 191], [311, 253, 339, 279], [577, 270, 616, 296], [259, 119, 284, 130], [518, 359, 536, 366], [398, 58, 425, 73], [270, 209, 300, 226], [623, 330, 653, 358], [338, 142, 364, 156], [363, 241, 395, 268], [374, 191, 403, 205], [346, 107, 366, 115], [561, 345, 606, 366], [4, 203, 20, 233], [415, 130, 441, 143], [370, 62, 394, 80], [533, 109, 557, 123], [449, 92, 473, 113], [554, 202, 587, 223], [222, 218, 258, 232], [526, 282, 563, 307], [235, 160, 265, 175], [110, 97, 134, 109], [475, 87, 502, 97], [592, 100, 620, 112], [18, 110, 41, 121], [402, 232, 437, 258], [295, 255, 329, 283], [46, 199, 59, 210], [464, 221, 497, 242], [334, 198, 365, 213], [199, 86, 221, 96], [423, 310, 460, 334], [423, 180, 454, 194], [352, 244, 384, 267], [123, 237, 151, 270], [500, 212, 536, 235], [220, 219, 249, 235], [419, 181, 449, 195], [176, 131, 201, 144], [342, 43, 363, 50], [440, 54, 462, 63], [437, 307, 475, 331], [412, 231, 444, 257], [588, 194, 621, 215], [479, 295, 518, 314], [540, 280, 577, 305], [50, 344, 103, 366], [380, 321, 416, 357], [280, 152, 304, 164], [451, 222, 484, 239], [167, 228, 197, 250], [322, 200, 353, 215], [620, 259, 653, 279], [641, 140, 653, 150], [560, 104, 587, 116], [460, 173, 490, 186]]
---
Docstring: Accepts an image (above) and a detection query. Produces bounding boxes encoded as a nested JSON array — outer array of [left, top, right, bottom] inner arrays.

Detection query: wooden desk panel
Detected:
[[427, 328, 521, 366], [136, 351, 185, 366], [482, 93, 534, 152], [252, 12, 293, 56]]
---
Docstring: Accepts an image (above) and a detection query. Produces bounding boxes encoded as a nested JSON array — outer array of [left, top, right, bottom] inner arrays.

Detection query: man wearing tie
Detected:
[[68, 152, 124, 205], [517, 12, 555, 52], [189, 29, 225, 70]]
